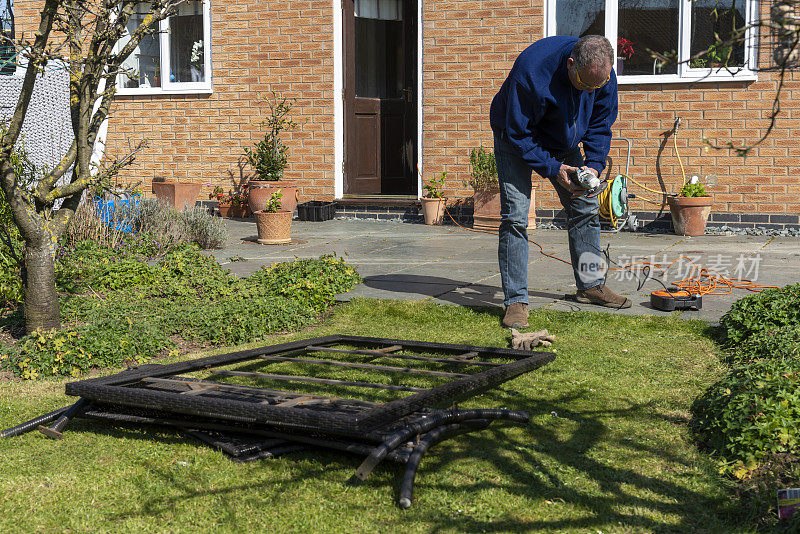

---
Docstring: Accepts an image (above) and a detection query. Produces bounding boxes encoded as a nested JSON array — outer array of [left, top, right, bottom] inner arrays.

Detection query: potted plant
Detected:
[[707, 42, 732, 68], [152, 178, 201, 210], [421, 171, 447, 225], [254, 189, 292, 244], [468, 147, 535, 231], [210, 185, 250, 218], [245, 92, 299, 215], [616, 37, 635, 75], [667, 180, 713, 236]]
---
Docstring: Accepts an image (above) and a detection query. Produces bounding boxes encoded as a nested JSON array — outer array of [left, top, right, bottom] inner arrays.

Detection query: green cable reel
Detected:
[[610, 174, 627, 218]]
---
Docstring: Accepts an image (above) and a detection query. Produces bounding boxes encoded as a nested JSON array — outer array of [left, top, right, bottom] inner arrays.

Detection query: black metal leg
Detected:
[[398, 420, 491, 509], [37, 398, 89, 439], [1, 405, 72, 438], [355, 409, 529, 480]]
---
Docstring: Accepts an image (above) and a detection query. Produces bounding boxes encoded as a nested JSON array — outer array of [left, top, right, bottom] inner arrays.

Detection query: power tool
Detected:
[[574, 168, 607, 198]]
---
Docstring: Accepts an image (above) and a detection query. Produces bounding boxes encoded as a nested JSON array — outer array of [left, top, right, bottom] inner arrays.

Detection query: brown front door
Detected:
[[343, 0, 417, 195]]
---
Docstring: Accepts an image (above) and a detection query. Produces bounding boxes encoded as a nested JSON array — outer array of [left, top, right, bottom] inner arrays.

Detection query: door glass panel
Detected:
[[169, 0, 205, 83], [690, 0, 746, 68], [355, 0, 404, 98], [555, 0, 605, 37], [618, 0, 679, 75]]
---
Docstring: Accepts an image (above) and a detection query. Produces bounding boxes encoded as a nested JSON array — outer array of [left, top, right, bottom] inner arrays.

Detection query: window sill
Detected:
[[115, 87, 213, 96], [617, 71, 757, 85]]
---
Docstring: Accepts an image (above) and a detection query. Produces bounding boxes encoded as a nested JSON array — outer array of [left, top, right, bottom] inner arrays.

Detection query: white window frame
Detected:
[[544, 0, 758, 85], [116, 0, 213, 95]]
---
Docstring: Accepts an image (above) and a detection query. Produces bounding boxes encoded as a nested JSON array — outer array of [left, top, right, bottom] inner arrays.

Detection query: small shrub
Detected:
[[678, 181, 707, 197], [63, 197, 137, 250], [1, 320, 172, 379], [178, 206, 227, 249], [249, 254, 362, 312], [133, 198, 227, 249], [423, 171, 446, 199], [718, 284, 800, 348], [468, 147, 498, 192], [691, 358, 800, 468]]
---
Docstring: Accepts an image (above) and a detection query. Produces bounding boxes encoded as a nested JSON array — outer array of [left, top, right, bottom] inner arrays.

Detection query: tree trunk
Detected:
[[23, 239, 60, 334]]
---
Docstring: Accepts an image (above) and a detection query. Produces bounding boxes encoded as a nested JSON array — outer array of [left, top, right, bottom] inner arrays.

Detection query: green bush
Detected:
[[133, 198, 227, 250], [0, 319, 172, 379], [718, 284, 800, 365], [691, 358, 800, 468], [3, 245, 361, 379], [250, 254, 362, 311]]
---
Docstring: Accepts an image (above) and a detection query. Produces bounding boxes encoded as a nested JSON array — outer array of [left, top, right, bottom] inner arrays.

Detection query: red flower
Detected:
[[617, 37, 635, 60]]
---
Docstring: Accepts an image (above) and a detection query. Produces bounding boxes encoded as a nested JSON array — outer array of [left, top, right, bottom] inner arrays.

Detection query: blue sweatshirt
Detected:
[[490, 36, 618, 179]]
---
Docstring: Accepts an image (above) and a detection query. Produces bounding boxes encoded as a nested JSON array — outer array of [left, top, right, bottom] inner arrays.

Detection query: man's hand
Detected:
[[556, 164, 583, 198], [581, 166, 599, 178]]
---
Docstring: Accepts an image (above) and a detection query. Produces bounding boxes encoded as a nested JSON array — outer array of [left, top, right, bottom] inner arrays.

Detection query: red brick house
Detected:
[[10, 0, 800, 229]]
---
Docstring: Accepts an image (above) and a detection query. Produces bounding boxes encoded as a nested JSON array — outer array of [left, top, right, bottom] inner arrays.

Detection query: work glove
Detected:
[[510, 328, 556, 351]]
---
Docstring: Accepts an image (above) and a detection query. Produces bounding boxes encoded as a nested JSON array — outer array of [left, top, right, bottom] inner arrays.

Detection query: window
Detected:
[[0, 0, 14, 75], [117, 0, 211, 94], [545, 0, 757, 83]]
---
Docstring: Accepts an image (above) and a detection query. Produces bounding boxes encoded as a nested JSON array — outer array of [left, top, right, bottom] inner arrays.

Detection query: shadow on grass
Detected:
[[78, 389, 734, 532]]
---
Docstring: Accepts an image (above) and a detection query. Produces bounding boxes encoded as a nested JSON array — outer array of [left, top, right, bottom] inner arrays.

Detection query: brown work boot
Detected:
[[575, 285, 632, 309], [502, 303, 529, 329]]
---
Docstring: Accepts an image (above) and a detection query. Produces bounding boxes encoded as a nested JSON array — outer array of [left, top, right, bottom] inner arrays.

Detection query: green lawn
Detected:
[[0, 299, 743, 533]]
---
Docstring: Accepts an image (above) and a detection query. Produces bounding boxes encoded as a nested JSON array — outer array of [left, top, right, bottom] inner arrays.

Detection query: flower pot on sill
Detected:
[[254, 210, 292, 244], [667, 195, 713, 236], [152, 181, 201, 210], [421, 197, 446, 225], [248, 180, 299, 214], [616, 58, 624, 75], [472, 188, 536, 231]]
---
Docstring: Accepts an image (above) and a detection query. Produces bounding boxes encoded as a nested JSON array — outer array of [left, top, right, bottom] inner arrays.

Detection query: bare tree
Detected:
[[0, 0, 183, 333]]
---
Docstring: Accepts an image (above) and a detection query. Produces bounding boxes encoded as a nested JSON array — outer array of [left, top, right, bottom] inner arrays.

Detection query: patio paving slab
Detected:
[[208, 218, 796, 323]]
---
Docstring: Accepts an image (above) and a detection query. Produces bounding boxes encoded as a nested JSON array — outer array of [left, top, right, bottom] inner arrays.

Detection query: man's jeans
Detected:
[[494, 131, 603, 306]]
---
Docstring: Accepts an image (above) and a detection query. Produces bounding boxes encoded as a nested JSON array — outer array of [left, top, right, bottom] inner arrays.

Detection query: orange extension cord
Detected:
[[435, 200, 778, 297]]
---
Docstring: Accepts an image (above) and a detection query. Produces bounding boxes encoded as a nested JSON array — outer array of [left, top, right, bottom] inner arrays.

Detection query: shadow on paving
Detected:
[[361, 274, 567, 309]]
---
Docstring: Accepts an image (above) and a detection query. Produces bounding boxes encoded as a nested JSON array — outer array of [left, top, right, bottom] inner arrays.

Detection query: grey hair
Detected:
[[571, 35, 614, 71]]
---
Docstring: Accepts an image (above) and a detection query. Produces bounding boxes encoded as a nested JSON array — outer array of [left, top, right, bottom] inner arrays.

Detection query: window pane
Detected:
[[169, 1, 205, 83], [355, 2, 404, 98], [1, 0, 14, 75], [118, 5, 162, 88], [555, 0, 605, 37], [618, 0, 679, 76], [691, 0, 746, 68]]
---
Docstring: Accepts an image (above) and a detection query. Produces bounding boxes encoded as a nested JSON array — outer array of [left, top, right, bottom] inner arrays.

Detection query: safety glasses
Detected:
[[575, 69, 610, 91]]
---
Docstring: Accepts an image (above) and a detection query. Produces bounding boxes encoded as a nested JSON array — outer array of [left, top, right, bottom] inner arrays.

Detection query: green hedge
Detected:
[[2, 243, 361, 379]]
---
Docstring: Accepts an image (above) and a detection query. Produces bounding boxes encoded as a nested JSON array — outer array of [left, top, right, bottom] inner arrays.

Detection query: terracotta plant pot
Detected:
[[421, 197, 446, 225], [152, 181, 201, 210], [254, 210, 292, 244], [248, 180, 299, 214], [667, 195, 713, 236], [217, 203, 232, 218], [472, 188, 536, 231], [217, 203, 249, 218]]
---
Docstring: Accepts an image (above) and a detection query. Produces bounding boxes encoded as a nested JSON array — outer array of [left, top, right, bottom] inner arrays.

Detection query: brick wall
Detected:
[[422, 0, 800, 221], [12, 0, 800, 221], [14, 0, 337, 203]]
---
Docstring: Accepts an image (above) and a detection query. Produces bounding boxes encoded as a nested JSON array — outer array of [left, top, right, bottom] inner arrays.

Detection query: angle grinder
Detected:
[[574, 168, 607, 198]]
